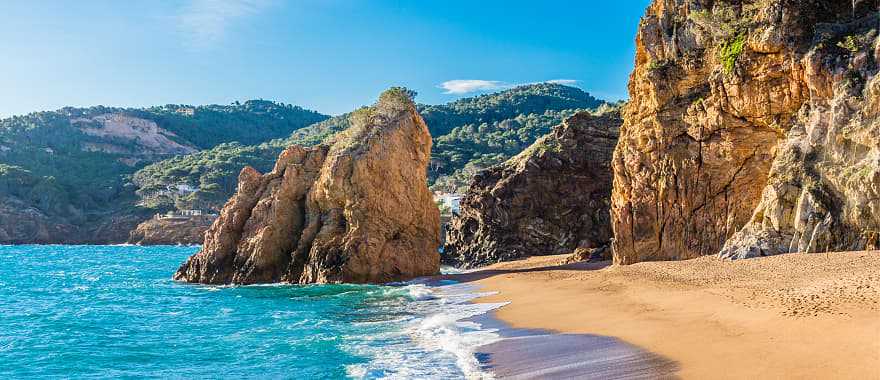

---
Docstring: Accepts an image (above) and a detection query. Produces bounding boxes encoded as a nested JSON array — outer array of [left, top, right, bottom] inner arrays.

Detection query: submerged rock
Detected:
[[611, 0, 880, 263], [174, 89, 440, 284], [443, 110, 621, 268]]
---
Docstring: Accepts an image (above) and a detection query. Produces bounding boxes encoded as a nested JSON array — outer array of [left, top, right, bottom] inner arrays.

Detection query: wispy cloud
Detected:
[[177, 0, 272, 48], [439, 80, 507, 94], [439, 79, 579, 95], [546, 79, 578, 86]]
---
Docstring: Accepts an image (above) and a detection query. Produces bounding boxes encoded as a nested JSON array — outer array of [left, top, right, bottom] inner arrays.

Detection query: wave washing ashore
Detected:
[[0, 245, 509, 379]]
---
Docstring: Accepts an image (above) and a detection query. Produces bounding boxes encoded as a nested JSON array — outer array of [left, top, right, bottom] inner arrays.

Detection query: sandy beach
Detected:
[[448, 251, 880, 379]]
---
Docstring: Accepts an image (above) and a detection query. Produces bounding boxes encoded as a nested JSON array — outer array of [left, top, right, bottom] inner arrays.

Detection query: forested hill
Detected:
[[422, 83, 605, 191], [420, 82, 603, 137], [135, 83, 609, 213], [0, 100, 327, 243]]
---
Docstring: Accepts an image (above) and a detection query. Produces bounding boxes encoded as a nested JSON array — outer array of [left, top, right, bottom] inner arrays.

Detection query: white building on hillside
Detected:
[[434, 192, 462, 215]]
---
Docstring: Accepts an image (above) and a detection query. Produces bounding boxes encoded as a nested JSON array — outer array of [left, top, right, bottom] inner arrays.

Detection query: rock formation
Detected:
[[128, 214, 216, 245], [174, 89, 440, 284], [443, 110, 621, 268], [0, 196, 148, 245], [0, 198, 77, 244], [611, 0, 879, 264]]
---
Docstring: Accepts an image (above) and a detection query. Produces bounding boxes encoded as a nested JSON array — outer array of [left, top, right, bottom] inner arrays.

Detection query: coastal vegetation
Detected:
[[132, 113, 353, 210]]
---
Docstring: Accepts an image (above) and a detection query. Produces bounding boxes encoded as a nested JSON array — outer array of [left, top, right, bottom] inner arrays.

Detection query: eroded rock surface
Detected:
[[443, 110, 621, 268], [73, 114, 197, 156], [612, 0, 880, 263], [174, 90, 440, 284], [127, 215, 216, 245], [0, 196, 148, 244], [0, 198, 77, 244]]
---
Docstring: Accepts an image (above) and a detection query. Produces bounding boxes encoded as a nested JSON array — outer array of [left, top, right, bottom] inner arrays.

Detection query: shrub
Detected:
[[837, 35, 859, 53], [377, 87, 417, 115], [648, 59, 673, 72], [719, 32, 746, 75]]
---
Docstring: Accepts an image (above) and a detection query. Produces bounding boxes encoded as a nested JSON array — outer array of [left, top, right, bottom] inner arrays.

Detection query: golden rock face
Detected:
[[612, 0, 880, 263], [174, 94, 440, 284]]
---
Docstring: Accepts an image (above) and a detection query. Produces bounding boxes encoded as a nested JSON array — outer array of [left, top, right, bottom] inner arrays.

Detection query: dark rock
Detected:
[[442, 110, 621, 268]]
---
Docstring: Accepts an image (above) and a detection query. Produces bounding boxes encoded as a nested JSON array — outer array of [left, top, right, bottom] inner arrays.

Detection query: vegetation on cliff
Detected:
[[132, 113, 352, 210], [423, 83, 606, 192], [0, 83, 606, 243]]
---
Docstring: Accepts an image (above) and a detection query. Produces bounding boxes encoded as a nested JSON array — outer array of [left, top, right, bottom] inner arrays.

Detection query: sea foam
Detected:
[[343, 279, 508, 379]]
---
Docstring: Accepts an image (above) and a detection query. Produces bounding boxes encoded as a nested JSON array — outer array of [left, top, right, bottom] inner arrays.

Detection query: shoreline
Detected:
[[446, 251, 880, 379], [423, 277, 676, 379], [468, 311, 676, 379]]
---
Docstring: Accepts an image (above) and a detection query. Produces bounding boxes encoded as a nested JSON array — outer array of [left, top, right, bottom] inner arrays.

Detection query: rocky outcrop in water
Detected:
[[0, 196, 148, 245], [128, 215, 216, 245], [0, 198, 76, 244], [611, 0, 880, 264], [174, 89, 440, 284], [443, 110, 621, 268]]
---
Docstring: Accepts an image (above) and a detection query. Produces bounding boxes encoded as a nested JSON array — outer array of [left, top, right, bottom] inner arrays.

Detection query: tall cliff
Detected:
[[443, 110, 621, 268], [612, 0, 879, 264], [174, 89, 440, 284]]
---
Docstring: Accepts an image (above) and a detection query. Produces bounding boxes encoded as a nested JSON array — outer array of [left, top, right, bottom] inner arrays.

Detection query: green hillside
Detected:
[[0, 83, 606, 243], [135, 83, 607, 211], [0, 101, 327, 243]]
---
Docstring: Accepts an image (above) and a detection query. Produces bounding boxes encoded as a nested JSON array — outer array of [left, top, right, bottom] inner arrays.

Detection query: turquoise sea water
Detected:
[[0, 245, 502, 379]]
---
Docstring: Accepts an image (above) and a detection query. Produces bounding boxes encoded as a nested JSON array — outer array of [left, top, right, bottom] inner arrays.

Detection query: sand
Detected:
[[448, 251, 880, 379], [474, 324, 677, 379]]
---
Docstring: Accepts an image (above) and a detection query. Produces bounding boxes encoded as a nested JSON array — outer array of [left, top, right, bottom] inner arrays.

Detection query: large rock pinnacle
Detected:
[[174, 89, 440, 284]]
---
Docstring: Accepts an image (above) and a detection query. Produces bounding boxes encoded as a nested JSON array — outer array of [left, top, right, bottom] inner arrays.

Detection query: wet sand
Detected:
[[447, 251, 880, 379], [473, 312, 676, 379]]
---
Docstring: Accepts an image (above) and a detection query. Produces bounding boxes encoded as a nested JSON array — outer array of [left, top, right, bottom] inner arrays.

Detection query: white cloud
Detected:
[[546, 79, 578, 86], [439, 79, 580, 95], [177, 0, 271, 48], [439, 80, 507, 94]]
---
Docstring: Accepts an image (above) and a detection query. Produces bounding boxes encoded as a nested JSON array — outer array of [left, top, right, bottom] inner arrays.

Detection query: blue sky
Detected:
[[0, 0, 650, 117]]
